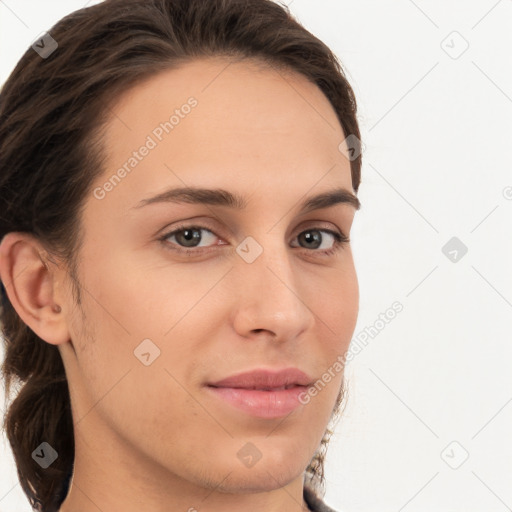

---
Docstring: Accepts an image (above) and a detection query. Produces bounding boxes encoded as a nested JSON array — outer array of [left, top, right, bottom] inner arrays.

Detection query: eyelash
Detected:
[[158, 223, 350, 257]]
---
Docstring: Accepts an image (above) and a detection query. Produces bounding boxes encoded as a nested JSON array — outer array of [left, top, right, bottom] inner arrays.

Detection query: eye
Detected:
[[159, 224, 349, 256], [161, 225, 220, 250], [291, 228, 349, 255]]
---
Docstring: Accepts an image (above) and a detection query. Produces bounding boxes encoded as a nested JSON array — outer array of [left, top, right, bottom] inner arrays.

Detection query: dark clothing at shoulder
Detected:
[[303, 485, 338, 512]]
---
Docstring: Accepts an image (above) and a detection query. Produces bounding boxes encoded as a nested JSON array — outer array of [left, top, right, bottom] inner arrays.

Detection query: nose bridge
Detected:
[[237, 230, 295, 292], [231, 231, 314, 336]]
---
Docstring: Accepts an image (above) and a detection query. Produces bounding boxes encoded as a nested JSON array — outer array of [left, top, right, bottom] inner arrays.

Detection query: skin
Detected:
[[0, 57, 359, 512]]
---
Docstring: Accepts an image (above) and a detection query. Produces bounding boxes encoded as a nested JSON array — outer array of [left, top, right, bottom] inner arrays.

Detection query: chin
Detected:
[[208, 463, 304, 494]]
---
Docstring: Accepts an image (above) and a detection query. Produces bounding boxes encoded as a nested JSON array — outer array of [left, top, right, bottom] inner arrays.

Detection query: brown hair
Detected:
[[0, 0, 361, 510]]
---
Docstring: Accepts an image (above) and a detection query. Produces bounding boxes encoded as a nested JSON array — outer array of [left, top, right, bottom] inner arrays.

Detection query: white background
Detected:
[[1, 1, 511, 511]]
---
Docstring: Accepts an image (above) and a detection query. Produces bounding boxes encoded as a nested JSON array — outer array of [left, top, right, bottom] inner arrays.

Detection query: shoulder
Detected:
[[303, 485, 339, 512]]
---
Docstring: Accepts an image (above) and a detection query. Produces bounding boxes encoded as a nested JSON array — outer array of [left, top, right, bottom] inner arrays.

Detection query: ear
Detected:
[[0, 232, 70, 345]]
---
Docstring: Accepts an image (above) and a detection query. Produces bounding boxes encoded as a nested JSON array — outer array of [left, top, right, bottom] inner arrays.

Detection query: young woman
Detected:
[[0, 1, 362, 511]]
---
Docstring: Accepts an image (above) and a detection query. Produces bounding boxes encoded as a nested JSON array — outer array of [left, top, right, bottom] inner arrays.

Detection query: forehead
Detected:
[[94, 57, 353, 211], [106, 56, 343, 132]]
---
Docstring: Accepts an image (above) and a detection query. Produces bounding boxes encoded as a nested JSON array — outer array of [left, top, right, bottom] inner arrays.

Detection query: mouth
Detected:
[[210, 384, 300, 391], [205, 385, 309, 419], [205, 368, 313, 419], [208, 367, 313, 389]]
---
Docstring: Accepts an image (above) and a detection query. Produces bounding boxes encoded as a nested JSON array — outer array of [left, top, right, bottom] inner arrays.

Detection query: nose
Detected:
[[230, 238, 315, 342]]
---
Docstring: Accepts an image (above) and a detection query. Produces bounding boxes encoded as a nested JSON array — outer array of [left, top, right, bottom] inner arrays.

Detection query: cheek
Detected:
[[322, 267, 359, 345], [97, 250, 221, 340], [81, 362, 206, 461], [310, 268, 358, 402]]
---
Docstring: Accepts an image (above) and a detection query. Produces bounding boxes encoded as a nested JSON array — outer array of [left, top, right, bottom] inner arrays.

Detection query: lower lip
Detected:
[[206, 385, 308, 419]]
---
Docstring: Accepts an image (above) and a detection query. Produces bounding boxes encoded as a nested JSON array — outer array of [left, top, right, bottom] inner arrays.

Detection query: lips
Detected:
[[207, 367, 313, 390], [205, 368, 314, 419]]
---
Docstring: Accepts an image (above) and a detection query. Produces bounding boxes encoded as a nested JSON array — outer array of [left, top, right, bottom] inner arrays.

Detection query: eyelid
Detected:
[[158, 220, 349, 256], [158, 217, 343, 238]]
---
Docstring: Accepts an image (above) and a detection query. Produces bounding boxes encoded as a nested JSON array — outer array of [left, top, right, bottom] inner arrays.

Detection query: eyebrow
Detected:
[[132, 186, 361, 213]]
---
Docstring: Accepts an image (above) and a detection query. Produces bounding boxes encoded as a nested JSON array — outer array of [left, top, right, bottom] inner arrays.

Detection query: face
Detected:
[[45, 58, 359, 502]]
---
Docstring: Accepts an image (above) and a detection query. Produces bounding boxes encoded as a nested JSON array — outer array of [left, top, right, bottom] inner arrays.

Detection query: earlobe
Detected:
[[0, 232, 70, 345]]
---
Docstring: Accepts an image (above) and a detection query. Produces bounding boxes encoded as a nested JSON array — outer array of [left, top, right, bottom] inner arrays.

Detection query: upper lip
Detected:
[[207, 368, 313, 390]]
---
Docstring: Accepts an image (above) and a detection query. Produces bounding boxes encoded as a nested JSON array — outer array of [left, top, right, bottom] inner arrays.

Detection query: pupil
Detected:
[[303, 231, 320, 248], [181, 229, 200, 247]]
